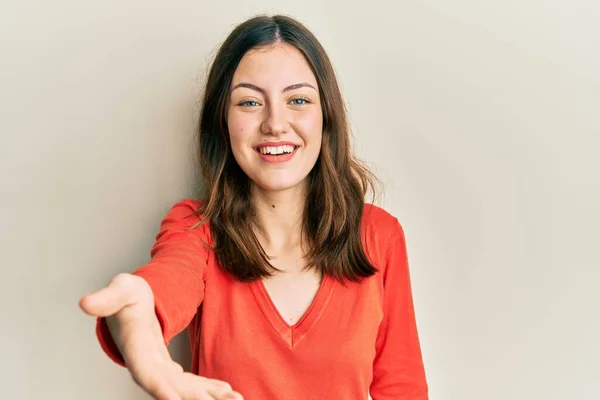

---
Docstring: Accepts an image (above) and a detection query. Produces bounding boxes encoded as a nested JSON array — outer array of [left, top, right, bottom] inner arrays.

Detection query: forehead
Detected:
[[232, 43, 318, 87]]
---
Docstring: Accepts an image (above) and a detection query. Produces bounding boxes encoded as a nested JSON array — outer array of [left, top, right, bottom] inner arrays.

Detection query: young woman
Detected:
[[80, 14, 428, 400]]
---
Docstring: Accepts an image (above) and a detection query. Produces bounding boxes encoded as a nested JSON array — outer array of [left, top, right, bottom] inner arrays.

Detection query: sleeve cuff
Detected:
[[95, 317, 126, 367]]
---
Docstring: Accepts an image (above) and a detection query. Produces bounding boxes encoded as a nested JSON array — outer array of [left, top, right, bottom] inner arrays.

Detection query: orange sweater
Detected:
[[96, 199, 428, 399]]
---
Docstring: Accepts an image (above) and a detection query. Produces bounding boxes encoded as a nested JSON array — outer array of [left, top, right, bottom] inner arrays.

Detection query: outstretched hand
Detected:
[[80, 273, 243, 400]]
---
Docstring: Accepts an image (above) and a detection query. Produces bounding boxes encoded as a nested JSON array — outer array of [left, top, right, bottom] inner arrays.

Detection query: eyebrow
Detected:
[[231, 82, 317, 93]]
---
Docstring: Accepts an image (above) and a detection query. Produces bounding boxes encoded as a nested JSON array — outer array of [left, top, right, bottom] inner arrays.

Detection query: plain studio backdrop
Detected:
[[1, 1, 598, 399]]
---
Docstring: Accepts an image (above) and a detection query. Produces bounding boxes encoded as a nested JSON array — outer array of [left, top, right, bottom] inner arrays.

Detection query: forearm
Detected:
[[97, 274, 166, 365]]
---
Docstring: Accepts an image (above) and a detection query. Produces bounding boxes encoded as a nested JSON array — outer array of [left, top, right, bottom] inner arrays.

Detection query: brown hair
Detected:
[[195, 15, 379, 283]]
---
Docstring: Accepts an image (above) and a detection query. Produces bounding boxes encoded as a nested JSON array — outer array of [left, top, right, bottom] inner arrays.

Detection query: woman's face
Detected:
[[227, 43, 323, 194]]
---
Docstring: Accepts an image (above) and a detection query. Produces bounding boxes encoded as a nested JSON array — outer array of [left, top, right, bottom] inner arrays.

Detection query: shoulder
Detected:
[[156, 198, 210, 239], [361, 203, 406, 266], [361, 203, 403, 238], [164, 198, 205, 218], [148, 199, 214, 276]]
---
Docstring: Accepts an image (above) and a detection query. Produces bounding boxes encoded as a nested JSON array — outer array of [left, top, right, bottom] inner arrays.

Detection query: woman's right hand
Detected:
[[79, 273, 243, 400]]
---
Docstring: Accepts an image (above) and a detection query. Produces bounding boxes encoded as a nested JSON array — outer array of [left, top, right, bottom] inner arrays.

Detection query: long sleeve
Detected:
[[95, 199, 209, 366], [370, 221, 429, 399]]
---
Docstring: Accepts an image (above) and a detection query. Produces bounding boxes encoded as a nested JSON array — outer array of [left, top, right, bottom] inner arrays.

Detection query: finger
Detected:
[[79, 274, 138, 317], [171, 361, 184, 374], [132, 371, 181, 400], [212, 391, 243, 400], [178, 385, 214, 400], [150, 383, 182, 400], [177, 373, 231, 400], [205, 382, 242, 400], [199, 378, 243, 400], [201, 378, 232, 391]]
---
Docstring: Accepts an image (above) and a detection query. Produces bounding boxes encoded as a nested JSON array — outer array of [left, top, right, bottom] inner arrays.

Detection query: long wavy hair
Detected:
[[195, 14, 378, 283]]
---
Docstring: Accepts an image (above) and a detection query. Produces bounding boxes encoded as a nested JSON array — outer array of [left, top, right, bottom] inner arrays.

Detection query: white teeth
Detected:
[[259, 145, 295, 155]]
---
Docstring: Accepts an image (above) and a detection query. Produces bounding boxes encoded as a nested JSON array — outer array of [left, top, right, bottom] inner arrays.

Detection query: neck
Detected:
[[251, 182, 307, 251]]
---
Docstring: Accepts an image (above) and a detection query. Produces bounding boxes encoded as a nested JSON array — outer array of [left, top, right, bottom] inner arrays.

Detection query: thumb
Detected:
[[79, 273, 140, 317]]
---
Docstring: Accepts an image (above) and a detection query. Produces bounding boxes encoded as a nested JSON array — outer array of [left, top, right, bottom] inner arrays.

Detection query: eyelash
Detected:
[[237, 97, 311, 107], [289, 97, 310, 106], [239, 100, 261, 107]]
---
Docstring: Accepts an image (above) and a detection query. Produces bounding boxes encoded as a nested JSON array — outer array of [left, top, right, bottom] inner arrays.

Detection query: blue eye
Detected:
[[239, 100, 260, 107], [290, 97, 309, 106]]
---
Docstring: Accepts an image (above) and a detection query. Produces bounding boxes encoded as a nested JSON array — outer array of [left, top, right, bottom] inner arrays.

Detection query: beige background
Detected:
[[1, 1, 598, 399]]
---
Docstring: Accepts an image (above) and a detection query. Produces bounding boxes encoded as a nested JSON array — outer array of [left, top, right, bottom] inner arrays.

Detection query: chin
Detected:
[[252, 175, 308, 193]]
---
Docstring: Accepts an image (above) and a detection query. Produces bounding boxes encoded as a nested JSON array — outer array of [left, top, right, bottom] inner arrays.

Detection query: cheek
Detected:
[[227, 130, 244, 158], [227, 115, 254, 155], [298, 112, 323, 150], [227, 114, 243, 139]]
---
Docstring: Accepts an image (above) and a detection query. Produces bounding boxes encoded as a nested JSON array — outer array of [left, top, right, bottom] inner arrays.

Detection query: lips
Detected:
[[254, 141, 299, 151], [254, 141, 300, 164]]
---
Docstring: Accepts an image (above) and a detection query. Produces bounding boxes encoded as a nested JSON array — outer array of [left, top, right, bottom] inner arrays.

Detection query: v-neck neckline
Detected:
[[250, 274, 336, 348]]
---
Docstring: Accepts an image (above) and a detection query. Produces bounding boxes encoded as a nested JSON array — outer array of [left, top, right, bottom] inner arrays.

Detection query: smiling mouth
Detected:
[[255, 145, 299, 155], [254, 144, 300, 164]]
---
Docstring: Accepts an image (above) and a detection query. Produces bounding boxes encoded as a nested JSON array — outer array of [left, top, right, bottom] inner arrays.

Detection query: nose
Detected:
[[260, 102, 289, 136]]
